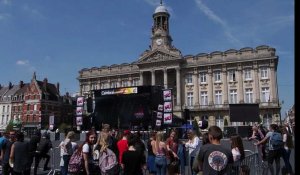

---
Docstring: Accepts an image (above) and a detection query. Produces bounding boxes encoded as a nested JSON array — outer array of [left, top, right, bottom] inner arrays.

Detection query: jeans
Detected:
[[34, 152, 50, 175], [155, 156, 167, 175], [267, 149, 281, 175], [282, 148, 293, 174], [60, 155, 71, 175], [190, 156, 197, 175]]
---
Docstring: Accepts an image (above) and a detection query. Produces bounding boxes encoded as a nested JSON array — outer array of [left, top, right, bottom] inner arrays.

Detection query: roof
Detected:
[[36, 80, 59, 101], [154, 4, 168, 14]]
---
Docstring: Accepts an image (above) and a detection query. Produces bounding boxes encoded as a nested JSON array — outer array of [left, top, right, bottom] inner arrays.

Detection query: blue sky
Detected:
[[0, 0, 294, 117]]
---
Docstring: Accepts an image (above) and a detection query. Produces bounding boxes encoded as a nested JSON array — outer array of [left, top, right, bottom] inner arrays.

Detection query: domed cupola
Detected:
[[151, 0, 172, 50]]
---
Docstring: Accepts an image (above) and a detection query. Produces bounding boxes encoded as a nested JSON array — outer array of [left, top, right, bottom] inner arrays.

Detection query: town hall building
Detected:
[[77, 2, 281, 129]]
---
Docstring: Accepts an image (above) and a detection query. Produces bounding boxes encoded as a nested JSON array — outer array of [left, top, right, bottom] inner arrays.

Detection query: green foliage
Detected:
[[5, 120, 14, 132]]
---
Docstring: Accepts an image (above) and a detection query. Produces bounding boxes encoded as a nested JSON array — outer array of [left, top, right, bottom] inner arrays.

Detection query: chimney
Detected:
[[66, 92, 69, 97], [56, 82, 60, 94], [43, 78, 48, 90], [9, 82, 13, 89], [19, 81, 24, 88]]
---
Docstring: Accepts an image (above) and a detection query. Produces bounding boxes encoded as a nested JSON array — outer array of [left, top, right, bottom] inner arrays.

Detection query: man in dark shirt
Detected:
[[28, 130, 41, 172], [197, 126, 234, 175], [34, 132, 52, 174], [0, 131, 16, 175]]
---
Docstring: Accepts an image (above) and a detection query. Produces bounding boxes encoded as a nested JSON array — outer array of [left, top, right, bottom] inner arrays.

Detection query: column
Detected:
[[237, 64, 244, 103], [139, 71, 143, 86], [253, 62, 260, 103], [176, 67, 181, 106], [163, 68, 168, 89], [207, 67, 213, 105], [193, 69, 199, 106], [270, 66, 277, 102], [151, 69, 156, 86], [222, 65, 228, 104], [117, 77, 121, 87], [128, 76, 132, 87]]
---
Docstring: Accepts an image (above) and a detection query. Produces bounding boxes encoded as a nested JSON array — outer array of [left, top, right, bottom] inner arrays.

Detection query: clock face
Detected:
[[156, 39, 163, 45]]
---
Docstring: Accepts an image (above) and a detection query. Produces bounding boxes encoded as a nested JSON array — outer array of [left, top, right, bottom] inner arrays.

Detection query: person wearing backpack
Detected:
[[59, 131, 78, 175], [82, 130, 98, 175], [255, 124, 282, 175], [98, 131, 120, 175]]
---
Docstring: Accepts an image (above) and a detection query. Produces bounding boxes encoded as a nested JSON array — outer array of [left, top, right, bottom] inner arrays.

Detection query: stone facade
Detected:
[[77, 3, 281, 129]]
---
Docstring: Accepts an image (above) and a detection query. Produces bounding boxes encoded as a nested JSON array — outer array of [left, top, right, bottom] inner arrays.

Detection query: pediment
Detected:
[[137, 50, 181, 64]]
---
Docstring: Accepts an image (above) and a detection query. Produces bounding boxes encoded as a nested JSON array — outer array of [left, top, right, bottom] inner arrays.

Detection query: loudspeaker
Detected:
[[198, 120, 208, 129], [184, 109, 190, 121], [86, 97, 93, 113]]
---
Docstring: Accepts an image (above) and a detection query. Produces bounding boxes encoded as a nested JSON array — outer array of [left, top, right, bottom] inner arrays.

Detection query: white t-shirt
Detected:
[[231, 147, 241, 162], [185, 136, 200, 157], [83, 143, 93, 163]]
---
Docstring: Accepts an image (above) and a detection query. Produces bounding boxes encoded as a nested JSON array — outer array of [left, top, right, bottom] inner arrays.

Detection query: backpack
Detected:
[[0, 136, 7, 150], [68, 149, 83, 173], [98, 148, 120, 175], [269, 132, 283, 150]]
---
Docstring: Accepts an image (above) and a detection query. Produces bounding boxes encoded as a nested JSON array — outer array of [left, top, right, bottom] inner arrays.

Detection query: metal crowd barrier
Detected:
[[47, 147, 61, 175]]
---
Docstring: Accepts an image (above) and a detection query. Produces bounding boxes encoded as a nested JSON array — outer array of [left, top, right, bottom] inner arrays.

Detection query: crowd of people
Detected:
[[0, 122, 294, 175]]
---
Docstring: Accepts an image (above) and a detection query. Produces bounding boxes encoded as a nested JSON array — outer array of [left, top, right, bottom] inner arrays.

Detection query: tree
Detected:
[[5, 120, 14, 132]]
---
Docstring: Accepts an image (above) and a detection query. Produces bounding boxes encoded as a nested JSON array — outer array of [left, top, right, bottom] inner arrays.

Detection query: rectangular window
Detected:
[[185, 74, 193, 85], [214, 71, 222, 82], [2, 106, 4, 113], [111, 81, 118, 88], [200, 91, 208, 105], [132, 79, 139, 86], [187, 92, 193, 107], [215, 115, 224, 129], [92, 83, 98, 90], [27, 104, 30, 111], [261, 87, 270, 102], [228, 70, 236, 82], [215, 90, 223, 105], [229, 89, 238, 104], [244, 68, 252, 80], [121, 80, 128, 87], [199, 72, 207, 84], [245, 88, 253, 103], [260, 67, 268, 79], [34, 104, 37, 111]]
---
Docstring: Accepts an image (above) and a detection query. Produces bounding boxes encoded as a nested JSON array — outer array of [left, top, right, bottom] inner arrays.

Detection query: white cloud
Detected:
[[22, 4, 45, 20], [194, 0, 243, 47], [16, 60, 29, 65], [0, 13, 10, 21], [1, 0, 12, 5], [16, 59, 36, 71]]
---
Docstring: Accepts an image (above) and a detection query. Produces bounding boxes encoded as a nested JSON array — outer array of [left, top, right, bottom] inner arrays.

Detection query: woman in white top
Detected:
[[184, 129, 200, 175], [230, 135, 245, 162], [59, 131, 78, 175]]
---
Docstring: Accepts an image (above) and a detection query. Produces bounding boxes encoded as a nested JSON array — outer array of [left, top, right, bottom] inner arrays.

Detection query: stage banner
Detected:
[[163, 113, 172, 124], [158, 104, 163, 111], [76, 107, 83, 116], [77, 96, 84, 106], [163, 102, 172, 112], [157, 112, 163, 119], [156, 120, 162, 126], [76, 116, 83, 125], [163, 89, 172, 101]]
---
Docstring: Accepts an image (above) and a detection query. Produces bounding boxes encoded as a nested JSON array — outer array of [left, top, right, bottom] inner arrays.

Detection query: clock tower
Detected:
[[151, 1, 173, 50]]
